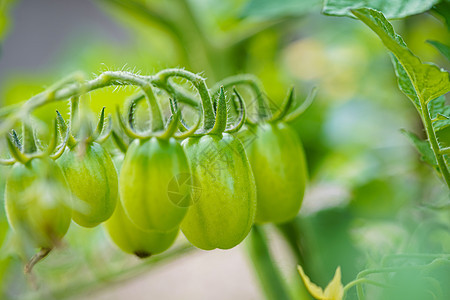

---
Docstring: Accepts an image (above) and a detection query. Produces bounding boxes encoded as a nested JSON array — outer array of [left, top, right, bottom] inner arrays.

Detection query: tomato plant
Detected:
[[0, 0, 448, 299]]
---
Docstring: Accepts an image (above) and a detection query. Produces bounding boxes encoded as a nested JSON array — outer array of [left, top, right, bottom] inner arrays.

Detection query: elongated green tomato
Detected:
[[58, 142, 118, 227], [240, 122, 307, 224], [181, 133, 256, 250], [120, 137, 190, 232], [5, 158, 71, 249], [104, 201, 178, 258]]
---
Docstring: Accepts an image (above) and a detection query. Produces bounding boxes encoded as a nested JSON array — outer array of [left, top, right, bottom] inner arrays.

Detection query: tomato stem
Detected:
[[24, 248, 52, 274], [246, 225, 291, 300]]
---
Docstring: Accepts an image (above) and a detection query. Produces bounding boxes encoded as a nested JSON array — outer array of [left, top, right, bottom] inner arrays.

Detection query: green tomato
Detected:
[[181, 133, 256, 250], [120, 138, 190, 232], [104, 201, 178, 258], [58, 142, 118, 228], [240, 122, 307, 224], [5, 158, 71, 249]]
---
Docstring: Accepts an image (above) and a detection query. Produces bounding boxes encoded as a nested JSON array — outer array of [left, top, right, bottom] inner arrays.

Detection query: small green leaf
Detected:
[[269, 87, 295, 123], [225, 89, 247, 134], [208, 87, 227, 135], [323, 0, 440, 19], [111, 130, 128, 154], [427, 40, 450, 61], [22, 123, 37, 154], [352, 8, 450, 106], [89, 107, 106, 142], [10, 129, 21, 149], [6, 134, 28, 164], [56, 110, 77, 148], [401, 129, 437, 167]]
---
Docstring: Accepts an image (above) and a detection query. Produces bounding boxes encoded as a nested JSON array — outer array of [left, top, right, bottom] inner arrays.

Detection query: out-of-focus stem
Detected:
[[246, 225, 290, 300]]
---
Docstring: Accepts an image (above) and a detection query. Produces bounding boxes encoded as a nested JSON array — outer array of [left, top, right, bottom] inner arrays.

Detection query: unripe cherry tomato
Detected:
[[181, 133, 256, 250], [239, 122, 307, 224], [120, 137, 190, 232], [58, 142, 118, 227], [5, 158, 71, 249], [104, 201, 178, 258]]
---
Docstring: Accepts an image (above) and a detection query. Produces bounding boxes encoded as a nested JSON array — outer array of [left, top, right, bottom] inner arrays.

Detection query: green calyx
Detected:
[[212, 74, 317, 124], [1, 117, 69, 166], [182, 86, 247, 137], [266, 86, 317, 124], [56, 100, 112, 153]]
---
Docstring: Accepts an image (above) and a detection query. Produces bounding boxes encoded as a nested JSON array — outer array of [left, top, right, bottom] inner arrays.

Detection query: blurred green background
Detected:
[[0, 0, 449, 299]]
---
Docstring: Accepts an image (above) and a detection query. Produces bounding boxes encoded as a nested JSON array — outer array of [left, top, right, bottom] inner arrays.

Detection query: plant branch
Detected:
[[0, 70, 203, 137]]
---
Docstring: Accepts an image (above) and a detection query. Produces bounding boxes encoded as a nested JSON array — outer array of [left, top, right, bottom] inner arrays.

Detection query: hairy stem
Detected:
[[0, 70, 203, 137], [154, 69, 215, 131]]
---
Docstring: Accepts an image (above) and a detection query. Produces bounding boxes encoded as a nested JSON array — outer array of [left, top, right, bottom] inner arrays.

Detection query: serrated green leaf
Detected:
[[401, 129, 437, 167], [352, 8, 450, 107], [323, 0, 440, 19], [429, 95, 450, 132], [241, 0, 321, 19], [427, 40, 450, 61], [390, 53, 420, 109], [436, 125, 450, 148]]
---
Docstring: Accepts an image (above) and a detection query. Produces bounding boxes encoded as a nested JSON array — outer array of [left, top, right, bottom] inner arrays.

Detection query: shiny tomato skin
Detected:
[[5, 158, 72, 248], [58, 142, 118, 228], [240, 122, 307, 224], [180, 133, 256, 250], [104, 201, 178, 258], [120, 137, 190, 232]]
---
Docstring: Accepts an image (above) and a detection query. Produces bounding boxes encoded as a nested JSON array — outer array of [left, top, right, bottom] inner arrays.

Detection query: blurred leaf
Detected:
[[432, 1, 450, 30], [381, 258, 450, 300], [241, 0, 321, 19], [0, 0, 16, 42], [0, 257, 12, 298], [323, 0, 440, 19], [421, 258, 450, 298], [427, 40, 450, 61], [350, 177, 409, 219], [401, 129, 437, 167], [300, 207, 363, 285], [352, 8, 450, 111]]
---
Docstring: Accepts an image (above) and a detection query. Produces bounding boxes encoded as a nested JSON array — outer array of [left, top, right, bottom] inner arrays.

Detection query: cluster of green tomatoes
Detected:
[[0, 69, 314, 270]]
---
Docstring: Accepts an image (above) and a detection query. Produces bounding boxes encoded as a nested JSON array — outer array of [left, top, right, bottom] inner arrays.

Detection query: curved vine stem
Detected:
[[211, 74, 269, 120], [0, 70, 203, 137], [153, 69, 215, 131], [343, 278, 392, 295]]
